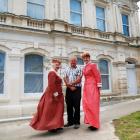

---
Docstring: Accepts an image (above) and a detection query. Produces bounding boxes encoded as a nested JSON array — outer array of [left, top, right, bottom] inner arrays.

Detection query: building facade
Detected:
[[0, 0, 140, 119]]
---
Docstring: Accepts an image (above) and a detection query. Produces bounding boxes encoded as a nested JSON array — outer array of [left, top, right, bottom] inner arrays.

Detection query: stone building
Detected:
[[0, 0, 140, 119]]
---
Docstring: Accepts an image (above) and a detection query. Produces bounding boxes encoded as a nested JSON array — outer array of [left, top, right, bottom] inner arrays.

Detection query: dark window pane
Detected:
[[96, 6, 105, 19], [97, 19, 105, 31], [99, 60, 109, 74], [0, 73, 4, 94], [122, 14, 129, 25], [0, 53, 5, 71], [101, 75, 109, 90], [25, 54, 43, 72], [27, 3, 45, 19], [70, 0, 81, 13], [123, 25, 129, 36], [70, 12, 82, 26], [77, 58, 84, 65], [24, 74, 43, 93]]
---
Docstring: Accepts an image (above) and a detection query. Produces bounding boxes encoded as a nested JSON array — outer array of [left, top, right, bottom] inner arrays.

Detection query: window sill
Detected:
[[0, 96, 10, 103], [20, 93, 42, 102]]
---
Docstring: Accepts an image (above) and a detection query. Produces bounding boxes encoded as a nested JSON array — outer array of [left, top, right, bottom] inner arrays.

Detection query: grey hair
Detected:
[[69, 56, 77, 61]]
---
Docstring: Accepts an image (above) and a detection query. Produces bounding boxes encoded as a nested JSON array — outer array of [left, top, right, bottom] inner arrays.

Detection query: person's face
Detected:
[[83, 56, 90, 64], [54, 62, 61, 71], [70, 59, 77, 68]]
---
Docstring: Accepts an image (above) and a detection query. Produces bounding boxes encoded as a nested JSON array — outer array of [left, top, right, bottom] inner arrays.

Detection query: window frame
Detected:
[[122, 14, 130, 36], [24, 54, 44, 95], [96, 6, 106, 32], [70, 0, 83, 26], [27, 0, 45, 19], [98, 59, 112, 93], [0, 52, 6, 95]]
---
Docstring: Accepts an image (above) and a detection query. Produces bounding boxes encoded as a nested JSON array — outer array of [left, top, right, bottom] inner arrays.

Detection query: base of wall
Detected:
[[0, 104, 37, 119], [0, 94, 140, 120]]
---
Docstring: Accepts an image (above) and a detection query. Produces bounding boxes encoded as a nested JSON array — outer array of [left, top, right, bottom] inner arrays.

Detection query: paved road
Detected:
[[0, 99, 140, 140]]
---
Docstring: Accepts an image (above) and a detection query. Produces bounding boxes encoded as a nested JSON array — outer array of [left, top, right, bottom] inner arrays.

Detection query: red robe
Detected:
[[83, 63, 101, 128], [30, 71, 64, 130]]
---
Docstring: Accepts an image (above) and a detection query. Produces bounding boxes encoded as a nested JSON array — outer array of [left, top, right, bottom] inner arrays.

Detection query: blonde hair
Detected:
[[81, 52, 90, 59], [51, 58, 61, 64], [51, 58, 61, 68]]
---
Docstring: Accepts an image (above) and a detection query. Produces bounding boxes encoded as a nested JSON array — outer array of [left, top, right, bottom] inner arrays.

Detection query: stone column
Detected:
[[113, 2, 123, 33], [129, 11, 137, 37], [83, 0, 95, 28], [6, 53, 22, 118], [108, 3, 115, 32], [8, 54, 21, 104], [136, 63, 140, 94], [115, 62, 128, 95], [53, 36, 67, 58], [12, 0, 26, 15], [112, 62, 120, 95]]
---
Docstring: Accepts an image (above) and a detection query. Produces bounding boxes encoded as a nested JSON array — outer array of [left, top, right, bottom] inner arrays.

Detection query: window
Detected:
[[27, 0, 45, 19], [122, 14, 129, 36], [0, 52, 5, 94], [0, 0, 8, 12], [98, 59, 110, 90], [96, 6, 106, 31], [24, 54, 43, 93], [77, 57, 84, 65], [70, 0, 82, 26]]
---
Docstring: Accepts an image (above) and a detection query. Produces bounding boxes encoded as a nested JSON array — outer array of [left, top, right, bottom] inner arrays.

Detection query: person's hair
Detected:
[[69, 56, 77, 61], [81, 52, 90, 59], [51, 58, 61, 65]]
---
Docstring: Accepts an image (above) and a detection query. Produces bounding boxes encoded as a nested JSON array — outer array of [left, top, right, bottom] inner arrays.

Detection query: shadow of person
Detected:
[[29, 129, 64, 138]]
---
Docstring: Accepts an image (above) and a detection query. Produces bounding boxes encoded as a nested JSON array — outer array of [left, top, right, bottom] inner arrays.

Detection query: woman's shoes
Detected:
[[88, 126, 98, 131], [48, 129, 57, 133], [48, 128, 63, 133], [56, 128, 63, 131]]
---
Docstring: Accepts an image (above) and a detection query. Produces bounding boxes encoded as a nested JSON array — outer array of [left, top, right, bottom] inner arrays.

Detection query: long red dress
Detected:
[[83, 63, 101, 128], [30, 71, 64, 131]]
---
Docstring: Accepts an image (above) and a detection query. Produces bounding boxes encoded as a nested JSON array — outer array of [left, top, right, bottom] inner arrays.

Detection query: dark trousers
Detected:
[[65, 87, 81, 125]]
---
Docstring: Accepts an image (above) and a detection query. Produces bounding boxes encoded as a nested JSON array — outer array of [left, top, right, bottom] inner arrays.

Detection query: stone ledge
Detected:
[[101, 94, 140, 102]]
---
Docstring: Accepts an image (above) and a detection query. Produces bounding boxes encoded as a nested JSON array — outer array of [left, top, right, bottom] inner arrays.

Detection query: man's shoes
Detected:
[[64, 123, 74, 127], [74, 124, 80, 129], [88, 126, 98, 131], [48, 129, 57, 133]]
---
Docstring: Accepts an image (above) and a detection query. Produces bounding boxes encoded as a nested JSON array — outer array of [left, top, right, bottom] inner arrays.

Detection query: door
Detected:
[[127, 64, 137, 95]]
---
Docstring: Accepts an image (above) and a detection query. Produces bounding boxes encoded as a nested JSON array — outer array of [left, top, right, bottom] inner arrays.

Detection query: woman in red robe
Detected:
[[30, 59, 64, 132], [82, 52, 102, 130]]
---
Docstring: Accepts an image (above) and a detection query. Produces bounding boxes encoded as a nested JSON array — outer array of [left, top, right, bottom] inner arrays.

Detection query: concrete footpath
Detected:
[[0, 98, 140, 140]]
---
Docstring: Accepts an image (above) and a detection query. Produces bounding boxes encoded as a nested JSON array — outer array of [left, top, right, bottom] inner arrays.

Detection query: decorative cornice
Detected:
[[0, 13, 140, 47]]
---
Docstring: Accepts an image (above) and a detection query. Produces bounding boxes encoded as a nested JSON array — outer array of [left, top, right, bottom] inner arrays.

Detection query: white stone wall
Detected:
[[0, 0, 140, 119]]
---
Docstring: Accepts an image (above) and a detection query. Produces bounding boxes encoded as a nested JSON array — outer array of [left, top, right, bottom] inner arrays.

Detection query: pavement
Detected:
[[0, 98, 140, 140]]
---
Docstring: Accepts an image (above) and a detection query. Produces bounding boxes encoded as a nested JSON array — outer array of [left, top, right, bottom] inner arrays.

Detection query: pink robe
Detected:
[[30, 71, 64, 131], [83, 63, 101, 128]]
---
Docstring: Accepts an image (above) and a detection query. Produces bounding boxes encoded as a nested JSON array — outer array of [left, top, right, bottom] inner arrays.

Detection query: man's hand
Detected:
[[66, 83, 72, 87], [69, 86, 77, 91]]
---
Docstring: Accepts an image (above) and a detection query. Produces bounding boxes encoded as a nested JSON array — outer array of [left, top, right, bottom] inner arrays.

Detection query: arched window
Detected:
[[77, 57, 84, 65], [98, 59, 110, 90], [24, 54, 43, 93], [0, 52, 5, 94], [27, 0, 45, 19]]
